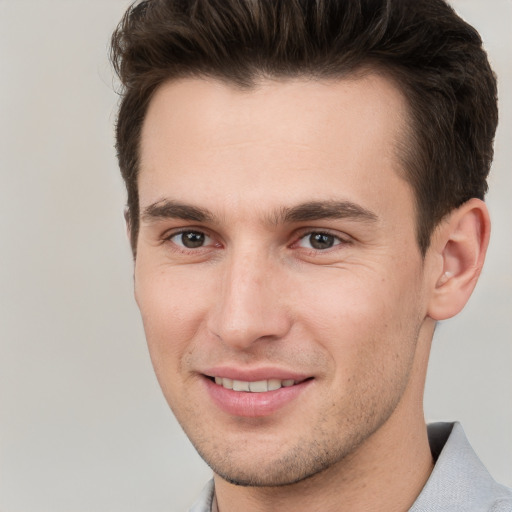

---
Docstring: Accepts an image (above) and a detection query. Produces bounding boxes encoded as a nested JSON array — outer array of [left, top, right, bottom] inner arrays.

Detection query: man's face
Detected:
[[135, 75, 436, 486]]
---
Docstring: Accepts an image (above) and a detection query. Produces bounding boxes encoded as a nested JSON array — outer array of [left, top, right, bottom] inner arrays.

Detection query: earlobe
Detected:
[[427, 198, 490, 321]]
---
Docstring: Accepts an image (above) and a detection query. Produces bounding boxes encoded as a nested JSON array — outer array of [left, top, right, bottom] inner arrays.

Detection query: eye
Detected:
[[169, 230, 213, 249], [298, 232, 343, 250]]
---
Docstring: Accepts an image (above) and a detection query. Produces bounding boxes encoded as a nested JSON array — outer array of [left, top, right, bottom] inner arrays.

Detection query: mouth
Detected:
[[204, 374, 313, 417], [202, 368, 314, 417], [208, 376, 311, 393]]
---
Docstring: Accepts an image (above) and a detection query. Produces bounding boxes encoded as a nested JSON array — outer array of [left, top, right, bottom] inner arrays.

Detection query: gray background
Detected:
[[0, 1, 510, 511]]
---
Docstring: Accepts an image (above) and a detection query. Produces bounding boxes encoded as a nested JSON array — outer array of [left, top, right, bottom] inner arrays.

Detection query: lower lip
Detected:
[[204, 377, 312, 418]]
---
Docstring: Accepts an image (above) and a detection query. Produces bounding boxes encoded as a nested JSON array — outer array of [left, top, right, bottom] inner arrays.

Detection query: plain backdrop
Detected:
[[0, 1, 510, 511]]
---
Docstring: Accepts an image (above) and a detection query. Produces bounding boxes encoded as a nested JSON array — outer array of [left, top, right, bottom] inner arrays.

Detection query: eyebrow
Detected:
[[276, 200, 378, 225], [141, 199, 214, 223], [140, 199, 378, 225]]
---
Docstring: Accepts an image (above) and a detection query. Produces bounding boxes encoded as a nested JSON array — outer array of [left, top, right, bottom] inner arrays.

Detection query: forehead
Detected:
[[138, 74, 413, 223]]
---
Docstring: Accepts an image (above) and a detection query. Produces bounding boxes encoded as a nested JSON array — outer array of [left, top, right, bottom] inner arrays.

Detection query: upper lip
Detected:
[[202, 366, 312, 382]]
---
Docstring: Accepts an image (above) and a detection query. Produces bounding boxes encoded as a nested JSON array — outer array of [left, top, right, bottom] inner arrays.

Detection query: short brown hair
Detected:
[[111, 0, 498, 255]]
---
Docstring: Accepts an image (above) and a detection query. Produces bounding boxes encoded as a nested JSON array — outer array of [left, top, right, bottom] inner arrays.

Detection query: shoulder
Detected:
[[410, 422, 512, 511], [489, 496, 512, 512]]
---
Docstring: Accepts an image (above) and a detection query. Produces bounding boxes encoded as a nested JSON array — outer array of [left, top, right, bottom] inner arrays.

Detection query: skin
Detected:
[[134, 75, 489, 511]]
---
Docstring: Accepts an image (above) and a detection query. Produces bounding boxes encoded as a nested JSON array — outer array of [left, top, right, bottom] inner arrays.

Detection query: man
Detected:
[[110, 0, 511, 510]]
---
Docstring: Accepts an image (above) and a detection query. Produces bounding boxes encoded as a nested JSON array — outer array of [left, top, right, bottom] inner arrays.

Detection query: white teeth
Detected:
[[232, 380, 250, 391], [267, 378, 282, 391], [214, 377, 297, 392], [248, 380, 268, 393]]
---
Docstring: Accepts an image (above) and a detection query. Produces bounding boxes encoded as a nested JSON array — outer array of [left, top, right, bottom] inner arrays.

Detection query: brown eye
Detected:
[[298, 232, 340, 250], [171, 231, 210, 249]]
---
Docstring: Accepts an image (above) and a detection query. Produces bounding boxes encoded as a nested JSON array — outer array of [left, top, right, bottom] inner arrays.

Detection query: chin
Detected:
[[194, 437, 352, 488], [209, 461, 331, 488]]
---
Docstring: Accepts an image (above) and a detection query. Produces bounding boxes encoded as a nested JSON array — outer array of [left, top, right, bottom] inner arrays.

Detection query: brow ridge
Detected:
[[276, 200, 378, 224], [141, 198, 378, 226], [141, 199, 214, 223]]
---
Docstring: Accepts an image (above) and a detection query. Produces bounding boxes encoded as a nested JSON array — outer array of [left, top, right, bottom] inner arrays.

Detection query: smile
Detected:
[[204, 373, 313, 417], [213, 377, 298, 392]]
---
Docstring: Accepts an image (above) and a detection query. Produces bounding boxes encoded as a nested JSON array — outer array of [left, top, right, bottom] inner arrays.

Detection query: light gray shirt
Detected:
[[189, 422, 512, 511]]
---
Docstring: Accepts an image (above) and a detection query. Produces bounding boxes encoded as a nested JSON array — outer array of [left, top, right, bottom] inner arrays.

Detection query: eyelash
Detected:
[[162, 228, 350, 253], [164, 229, 218, 252], [294, 230, 349, 251]]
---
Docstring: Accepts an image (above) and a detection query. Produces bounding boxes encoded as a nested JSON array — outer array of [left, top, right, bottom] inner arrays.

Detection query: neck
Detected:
[[214, 413, 433, 512]]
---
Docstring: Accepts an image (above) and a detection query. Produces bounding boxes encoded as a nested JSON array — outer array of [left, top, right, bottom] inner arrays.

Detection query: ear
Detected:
[[427, 198, 490, 321]]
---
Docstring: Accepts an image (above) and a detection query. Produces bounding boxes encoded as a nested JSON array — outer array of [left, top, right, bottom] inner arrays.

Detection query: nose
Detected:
[[207, 249, 292, 350]]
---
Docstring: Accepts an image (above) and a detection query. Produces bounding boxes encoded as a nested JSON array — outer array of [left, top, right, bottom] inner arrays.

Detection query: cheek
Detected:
[[134, 263, 213, 375], [293, 267, 423, 378]]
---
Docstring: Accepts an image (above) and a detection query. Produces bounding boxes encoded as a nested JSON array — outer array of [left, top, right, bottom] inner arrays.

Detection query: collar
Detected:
[[189, 422, 512, 511], [410, 421, 511, 511]]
